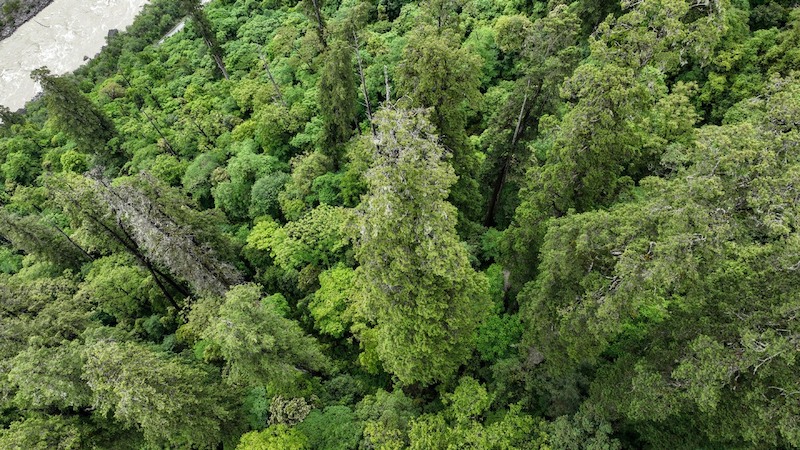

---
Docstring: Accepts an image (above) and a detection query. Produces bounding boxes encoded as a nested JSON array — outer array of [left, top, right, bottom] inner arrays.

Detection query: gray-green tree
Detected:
[[83, 339, 236, 448], [353, 107, 490, 385], [191, 283, 329, 388], [91, 171, 242, 297]]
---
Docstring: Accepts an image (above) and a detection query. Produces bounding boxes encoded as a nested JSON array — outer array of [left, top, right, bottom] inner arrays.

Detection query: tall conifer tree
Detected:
[[353, 107, 490, 386]]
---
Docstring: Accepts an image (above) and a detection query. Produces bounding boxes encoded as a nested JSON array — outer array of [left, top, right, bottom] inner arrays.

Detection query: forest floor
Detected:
[[0, 0, 54, 41]]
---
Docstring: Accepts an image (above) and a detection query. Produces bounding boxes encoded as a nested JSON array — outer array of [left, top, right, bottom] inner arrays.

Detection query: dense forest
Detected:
[[1, 0, 800, 447]]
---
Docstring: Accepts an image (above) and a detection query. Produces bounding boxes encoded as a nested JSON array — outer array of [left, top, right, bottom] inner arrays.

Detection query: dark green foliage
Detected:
[[544, 403, 621, 450], [0, 200, 91, 271], [180, 0, 229, 79], [83, 339, 236, 448], [3, 0, 800, 448], [0, 415, 86, 450], [356, 388, 418, 449], [518, 73, 800, 447], [30, 68, 122, 168], [183, 150, 225, 207], [212, 140, 288, 222], [250, 171, 291, 219], [0, 246, 22, 274], [396, 25, 483, 220], [481, 5, 581, 226], [296, 406, 362, 450], [318, 40, 358, 156], [243, 386, 271, 430]]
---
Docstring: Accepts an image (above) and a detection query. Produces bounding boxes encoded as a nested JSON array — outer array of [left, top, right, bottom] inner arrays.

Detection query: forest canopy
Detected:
[[2, 0, 800, 448]]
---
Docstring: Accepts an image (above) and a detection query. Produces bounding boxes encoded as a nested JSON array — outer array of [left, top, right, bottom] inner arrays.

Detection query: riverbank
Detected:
[[0, 0, 53, 41]]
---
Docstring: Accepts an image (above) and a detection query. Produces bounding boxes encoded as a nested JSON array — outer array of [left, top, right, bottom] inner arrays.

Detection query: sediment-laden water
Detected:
[[0, 0, 149, 110]]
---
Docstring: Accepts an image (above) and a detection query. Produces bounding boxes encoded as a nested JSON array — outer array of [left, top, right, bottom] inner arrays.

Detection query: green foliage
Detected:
[[309, 264, 356, 337], [243, 386, 271, 430], [4, 0, 800, 447], [1, 150, 37, 184], [396, 25, 483, 218], [179, 0, 229, 79], [279, 151, 334, 220], [0, 208, 90, 270], [519, 74, 800, 447], [503, 0, 713, 284], [150, 153, 188, 186], [77, 253, 162, 320], [311, 171, 343, 205], [0, 415, 85, 450], [318, 40, 357, 154], [356, 389, 418, 450], [268, 396, 313, 426], [475, 312, 522, 363], [60, 149, 89, 173], [481, 5, 582, 227], [250, 171, 291, 219], [197, 283, 329, 387], [544, 403, 621, 450], [353, 107, 490, 385], [7, 342, 90, 411], [247, 205, 352, 272], [213, 140, 288, 222], [0, 246, 22, 274], [407, 377, 546, 449], [183, 150, 225, 207], [237, 425, 309, 450], [30, 68, 121, 168], [296, 406, 363, 450], [82, 339, 234, 448]]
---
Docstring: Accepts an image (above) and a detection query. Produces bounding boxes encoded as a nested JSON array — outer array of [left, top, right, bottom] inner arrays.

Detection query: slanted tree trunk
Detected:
[[181, 0, 228, 79], [309, 0, 327, 48], [260, 52, 287, 107], [352, 30, 375, 137], [484, 78, 543, 227], [119, 72, 176, 155]]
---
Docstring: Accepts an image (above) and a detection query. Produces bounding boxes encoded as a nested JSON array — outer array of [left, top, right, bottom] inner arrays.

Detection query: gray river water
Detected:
[[0, 0, 150, 110]]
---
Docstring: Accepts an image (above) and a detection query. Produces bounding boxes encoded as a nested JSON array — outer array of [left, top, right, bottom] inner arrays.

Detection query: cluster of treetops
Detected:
[[0, 0, 799, 448]]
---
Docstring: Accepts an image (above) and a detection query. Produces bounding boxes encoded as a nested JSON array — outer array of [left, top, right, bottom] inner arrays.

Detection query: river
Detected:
[[0, 0, 150, 111]]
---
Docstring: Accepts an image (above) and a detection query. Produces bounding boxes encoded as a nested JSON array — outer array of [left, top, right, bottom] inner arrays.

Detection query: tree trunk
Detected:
[[384, 65, 391, 103], [310, 0, 327, 48], [262, 57, 287, 107], [211, 50, 230, 80], [352, 30, 375, 137], [33, 205, 94, 262], [484, 78, 541, 227]]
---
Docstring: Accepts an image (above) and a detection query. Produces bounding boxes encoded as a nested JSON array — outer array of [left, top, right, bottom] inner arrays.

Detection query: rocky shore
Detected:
[[0, 0, 53, 41]]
